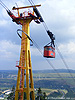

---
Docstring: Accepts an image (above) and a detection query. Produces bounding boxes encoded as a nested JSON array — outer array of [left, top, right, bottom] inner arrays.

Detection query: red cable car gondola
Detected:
[[44, 44, 55, 58], [44, 30, 55, 58]]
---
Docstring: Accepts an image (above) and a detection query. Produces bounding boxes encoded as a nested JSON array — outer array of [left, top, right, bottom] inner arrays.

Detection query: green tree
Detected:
[[7, 86, 15, 100], [43, 92, 47, 100], [36, 88, 47, 100], [65, 89, 75, 98], [38, 88, 42, 95]]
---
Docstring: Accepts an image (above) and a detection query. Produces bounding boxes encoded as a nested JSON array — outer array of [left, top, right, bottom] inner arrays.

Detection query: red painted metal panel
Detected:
[[44, 46, 55, 58]]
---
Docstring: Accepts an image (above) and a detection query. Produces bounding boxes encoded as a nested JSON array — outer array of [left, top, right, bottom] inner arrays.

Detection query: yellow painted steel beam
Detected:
[[13, 2, 36, 99], [12, 4, 41, 10], [15, 18, 35, 100]]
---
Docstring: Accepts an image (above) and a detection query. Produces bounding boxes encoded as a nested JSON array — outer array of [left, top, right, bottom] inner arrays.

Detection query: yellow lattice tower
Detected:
[[12, 5, 41, 100]]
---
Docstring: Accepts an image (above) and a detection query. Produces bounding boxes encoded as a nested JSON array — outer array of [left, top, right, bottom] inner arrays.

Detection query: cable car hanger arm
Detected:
[[47, 30, 55, 47]]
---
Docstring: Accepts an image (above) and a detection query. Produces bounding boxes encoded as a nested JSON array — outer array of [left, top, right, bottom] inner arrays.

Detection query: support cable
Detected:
[[28, 0, 33, 6], [1, 0, 75, 94], [42, 22, 48, 32], [31, 36, 75, 93], [30, 0, 35, 5], [29, 0, 75, 83], [0, 2, 7, 10], [28, 0, 75, 85], [56, 43, 75, 82], [0, 0, 9, 10]]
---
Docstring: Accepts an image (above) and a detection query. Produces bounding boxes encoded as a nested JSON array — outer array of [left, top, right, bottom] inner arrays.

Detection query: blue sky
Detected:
[[0, 0, 75, 70]]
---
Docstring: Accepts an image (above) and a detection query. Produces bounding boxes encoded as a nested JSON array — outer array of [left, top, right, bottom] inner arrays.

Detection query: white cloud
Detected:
[[0, 40, 42, 60], [58, 41, 75, 55], [0, 40, 20, 60], [31, 47, 43, 56], [0, 0, 75, 70], [41, 0, 75, 20], [0, 20, 8, 26], [40, 0, 75, 30]]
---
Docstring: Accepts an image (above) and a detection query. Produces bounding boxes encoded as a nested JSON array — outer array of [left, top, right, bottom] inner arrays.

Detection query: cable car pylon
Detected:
[[12, 5, 41, 100], [0, 1, 41, 99]]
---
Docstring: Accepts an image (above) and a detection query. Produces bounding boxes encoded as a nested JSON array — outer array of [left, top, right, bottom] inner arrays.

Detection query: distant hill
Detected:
[[0, 69, 75, 89], [0, 69, 75, 74], [33, 69, 75, 73]]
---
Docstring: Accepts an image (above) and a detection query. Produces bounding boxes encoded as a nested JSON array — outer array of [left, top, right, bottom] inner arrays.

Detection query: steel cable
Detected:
[[28, 0, 75, 84], [27, 0, 75, 93], [56, 43, 75, 83], [27, 0, 75, 79], [30, 36, 75, 94], [0, 0, 75, 94], [0, 0, 9, 10]]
